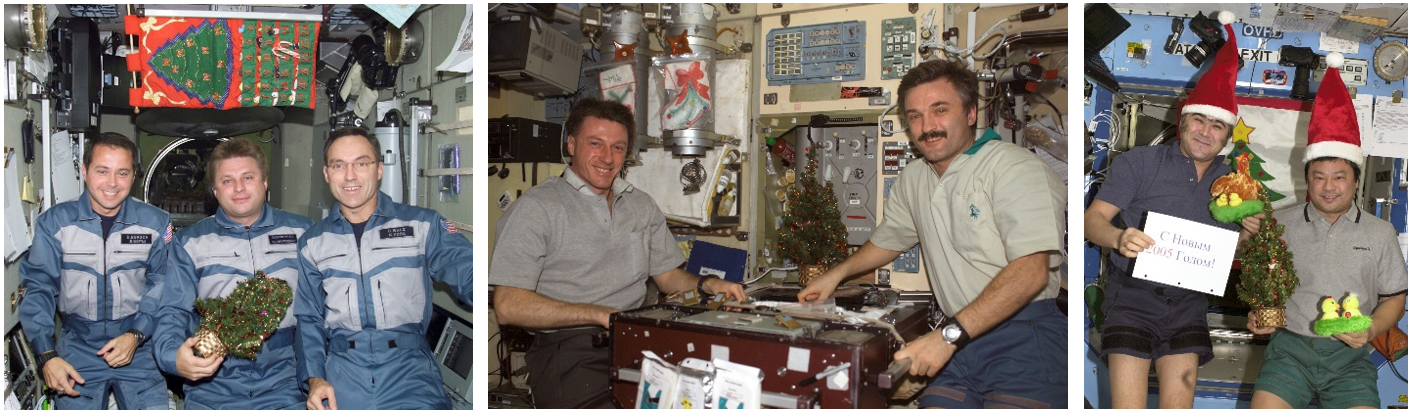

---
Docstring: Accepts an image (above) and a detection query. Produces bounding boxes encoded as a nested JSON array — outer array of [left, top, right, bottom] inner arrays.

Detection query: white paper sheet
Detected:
[[1318, 33, 1359, 54], [1365, 96, 1408, 158], [366, 4, 419, 28], [1131, 212, 1240, 295], [435, 5, 474, 74], [5, 150, 32, 262]]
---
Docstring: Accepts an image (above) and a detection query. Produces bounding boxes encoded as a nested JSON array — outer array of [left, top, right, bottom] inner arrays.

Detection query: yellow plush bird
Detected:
[[1341, 294, 1362, 318], [1319, 296, 1340, 321], [1315, 293, 1373, 336]]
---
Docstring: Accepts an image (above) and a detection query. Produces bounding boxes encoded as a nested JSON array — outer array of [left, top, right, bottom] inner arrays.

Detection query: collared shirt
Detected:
[[18, 190, 172, 354], [1276, 204, 1407, 338], [490, 168, 685, 313], [295, 191, 474, 382], [153, 203, 313, 405], [869, 129, 1066, 315], [1096, 143, 1237, 274]]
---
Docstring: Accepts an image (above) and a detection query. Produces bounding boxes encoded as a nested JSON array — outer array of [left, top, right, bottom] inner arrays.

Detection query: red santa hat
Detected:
[[1181, 11, 1240, 126], [1303, 52, 1363, 168]]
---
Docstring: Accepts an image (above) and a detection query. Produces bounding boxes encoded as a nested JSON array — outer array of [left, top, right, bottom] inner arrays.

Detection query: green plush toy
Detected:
[[1313, 293, 1373, 336]]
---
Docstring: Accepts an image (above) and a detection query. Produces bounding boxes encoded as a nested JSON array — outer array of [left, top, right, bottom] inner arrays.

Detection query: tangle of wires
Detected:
[[490, 328, 536, 407]]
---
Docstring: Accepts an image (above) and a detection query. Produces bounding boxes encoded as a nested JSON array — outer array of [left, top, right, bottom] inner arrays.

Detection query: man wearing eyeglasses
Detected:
[[294, 127, 475, 410]]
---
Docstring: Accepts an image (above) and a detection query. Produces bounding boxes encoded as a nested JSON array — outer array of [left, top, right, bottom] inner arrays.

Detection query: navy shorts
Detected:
[[1099, 272, 1214, 365], [918, 299, 1067, 409]]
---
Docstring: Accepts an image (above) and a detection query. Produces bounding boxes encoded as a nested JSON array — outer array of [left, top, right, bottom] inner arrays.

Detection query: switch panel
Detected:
[[892, 245, 921, 273], [766, 21, 867, 85], [882, 140, 918, 175], [880, 17, 917, 80], [787, 124, 879, 245]]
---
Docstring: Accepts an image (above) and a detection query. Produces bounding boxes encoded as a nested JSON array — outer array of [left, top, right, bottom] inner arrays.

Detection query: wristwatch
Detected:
[[127, 329, 146, 345], [939, 318, 971, 349], [35, 351, 58, 370], [696, 275, 720, 298]]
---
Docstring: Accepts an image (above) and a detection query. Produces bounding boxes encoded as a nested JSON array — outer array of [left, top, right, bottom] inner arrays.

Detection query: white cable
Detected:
[[924, 18, 1009, 61], [878, 102, 906, 135], [745, 266, 797, 285]]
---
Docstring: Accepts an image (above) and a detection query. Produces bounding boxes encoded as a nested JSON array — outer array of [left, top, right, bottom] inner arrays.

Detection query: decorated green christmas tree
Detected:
[[777, 147, 849, 285], [192, 271, 293, 360], [1235, 192, 1298, 328], [1225, 118, 1285, 203]]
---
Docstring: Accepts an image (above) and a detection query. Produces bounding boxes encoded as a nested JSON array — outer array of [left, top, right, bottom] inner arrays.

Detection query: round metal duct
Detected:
[[385, 19, 424, 66], [136, 107, 284, 138], [143, 138, 227, 229], [4, 4, 46, 51]]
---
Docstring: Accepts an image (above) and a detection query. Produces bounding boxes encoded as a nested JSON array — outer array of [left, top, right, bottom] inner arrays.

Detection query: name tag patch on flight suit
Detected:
[[268, 234, 298, 245], [380, 226, 415, 239], [121, 234, 153, 244]]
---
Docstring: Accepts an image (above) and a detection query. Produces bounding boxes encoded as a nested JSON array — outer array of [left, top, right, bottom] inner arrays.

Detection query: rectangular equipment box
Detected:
[[488, 117, 564, 163], [488, 16, 583, 97], [609, 291, 933, 408]]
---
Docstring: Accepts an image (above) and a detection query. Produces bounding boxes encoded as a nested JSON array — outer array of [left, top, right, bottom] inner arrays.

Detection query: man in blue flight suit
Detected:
[[295, 127, 474, 410], [19, 132, 172, 409], [153, 139, 312, 409]]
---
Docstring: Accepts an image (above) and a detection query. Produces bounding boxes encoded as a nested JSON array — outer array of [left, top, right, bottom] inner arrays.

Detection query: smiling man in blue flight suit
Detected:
[[19, 132, 172, 409], [152, 138, 312, 409], [295, 126, 474, 410]]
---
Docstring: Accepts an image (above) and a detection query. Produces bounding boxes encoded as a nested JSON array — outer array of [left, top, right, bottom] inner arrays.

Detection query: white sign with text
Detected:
[[1131, 212, 1240, 295]]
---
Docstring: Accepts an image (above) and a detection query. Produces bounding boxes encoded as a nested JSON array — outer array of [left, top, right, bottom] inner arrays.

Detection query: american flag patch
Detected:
[[442, 218, 457, 234], [164, 223, 173, 243]]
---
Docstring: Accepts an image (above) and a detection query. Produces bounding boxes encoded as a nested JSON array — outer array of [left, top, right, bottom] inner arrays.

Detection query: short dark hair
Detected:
[[898, 59, 980, 115], [1303, 156, 1361, 183], [324, 126, 381, 164], [1179, 113, 1236, 140], [84, 132, 140, 171], [207, 138, 268, 189], [564, 98, 635, 140]]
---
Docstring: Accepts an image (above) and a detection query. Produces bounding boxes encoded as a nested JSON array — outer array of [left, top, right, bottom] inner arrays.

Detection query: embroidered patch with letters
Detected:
[[121, 234, 153, 244], [379, 226, 415, 239], [268, 234, 298, 245]]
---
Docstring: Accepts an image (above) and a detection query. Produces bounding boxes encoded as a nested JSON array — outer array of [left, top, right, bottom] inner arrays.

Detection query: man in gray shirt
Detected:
[[490, 98, 745, 408], [1247, 54, 1407, 408]]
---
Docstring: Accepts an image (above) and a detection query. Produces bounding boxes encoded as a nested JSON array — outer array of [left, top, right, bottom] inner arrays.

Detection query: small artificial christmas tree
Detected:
[[1235, 192, 1298, 328], [192, 271, 293, 360], [776, 147, 848, 285]]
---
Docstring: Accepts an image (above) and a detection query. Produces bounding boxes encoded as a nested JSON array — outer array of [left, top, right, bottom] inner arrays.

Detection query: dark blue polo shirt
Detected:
[[1096, 143, 1239, 274]]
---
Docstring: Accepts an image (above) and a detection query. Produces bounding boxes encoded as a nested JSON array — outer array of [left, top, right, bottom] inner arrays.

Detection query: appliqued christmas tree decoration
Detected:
[[1210, 119, 1278, 222], [1314, 293, 1374, 336], [777, 147, 848, 285], [1235, 194, 1298, 328], [192, 271, 293, 360]]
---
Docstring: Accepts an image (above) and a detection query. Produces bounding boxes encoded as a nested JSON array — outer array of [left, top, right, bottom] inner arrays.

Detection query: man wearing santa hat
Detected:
[[1245, 52, 1407, 409], [1083, 10, 1261, 408]]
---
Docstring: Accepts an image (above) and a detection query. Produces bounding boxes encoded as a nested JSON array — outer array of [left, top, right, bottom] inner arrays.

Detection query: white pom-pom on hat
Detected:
[[1326, 52, 1345, 68], [1218, 10, 1235, 25]]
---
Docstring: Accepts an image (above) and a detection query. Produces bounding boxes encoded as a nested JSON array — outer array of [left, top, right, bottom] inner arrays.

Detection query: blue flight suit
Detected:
[[18, 191, 171, 409], [153, 204, 312, 409], [295, 191, 474, 409]]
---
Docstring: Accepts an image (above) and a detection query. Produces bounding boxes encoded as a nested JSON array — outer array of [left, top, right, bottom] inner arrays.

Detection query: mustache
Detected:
[[920, 130, 947, 141]]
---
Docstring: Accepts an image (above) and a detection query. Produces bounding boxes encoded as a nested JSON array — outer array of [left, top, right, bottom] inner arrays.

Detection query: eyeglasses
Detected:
[[327, 160, 377, 172]]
